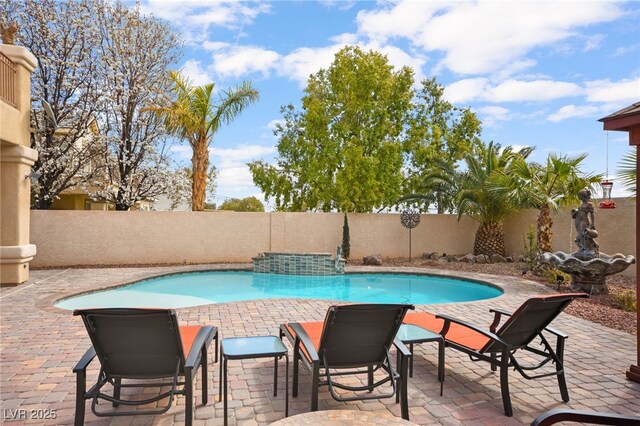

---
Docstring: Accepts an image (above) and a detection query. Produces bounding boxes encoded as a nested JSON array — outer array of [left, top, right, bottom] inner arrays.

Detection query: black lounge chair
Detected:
[[403, 293, 587, 416], [531, 408, 640, 425], [73, 308, 217, 426], [280, 303, 414, 420]]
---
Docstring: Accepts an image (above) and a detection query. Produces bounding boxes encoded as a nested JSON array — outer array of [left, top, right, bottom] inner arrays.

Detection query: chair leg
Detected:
[[274, 356, 279, 396], [185, 369, 194, 426], [555, 338, 569, 402], [311, 363, 319, 412], [202, 346, 209, 405], [112, 377, 121, 407], [292, 342, 300, 397], [74, 370, 86, 426], [368, 365, 374, 392], [400, 352, 409, 421], [499, 350, 513, 417], [219, 345, 223, 402]]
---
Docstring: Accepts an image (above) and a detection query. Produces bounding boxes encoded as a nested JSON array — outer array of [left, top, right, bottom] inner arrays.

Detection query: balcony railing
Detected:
[[0, 51, 17, 107]]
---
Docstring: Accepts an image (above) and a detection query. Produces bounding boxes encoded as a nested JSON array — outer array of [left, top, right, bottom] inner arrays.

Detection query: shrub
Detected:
[[615, 291, 637, 312], [542, 268, 571, 287], [522, 225, 538, 272], [341, 213, 350, 259]]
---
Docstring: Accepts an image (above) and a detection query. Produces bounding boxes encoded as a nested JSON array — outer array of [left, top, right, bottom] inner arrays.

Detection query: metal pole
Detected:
[[409, 228, 412, 261]]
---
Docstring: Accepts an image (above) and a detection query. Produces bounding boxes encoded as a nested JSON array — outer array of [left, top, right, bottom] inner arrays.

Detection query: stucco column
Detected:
[[0, 44, 38, 285]]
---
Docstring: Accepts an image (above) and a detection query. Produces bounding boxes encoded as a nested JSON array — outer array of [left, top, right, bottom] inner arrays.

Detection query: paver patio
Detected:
[[0, 264, 638, 425]]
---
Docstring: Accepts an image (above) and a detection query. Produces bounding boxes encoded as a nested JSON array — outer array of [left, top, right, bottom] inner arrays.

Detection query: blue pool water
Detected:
[[55, 271, 503, 310]]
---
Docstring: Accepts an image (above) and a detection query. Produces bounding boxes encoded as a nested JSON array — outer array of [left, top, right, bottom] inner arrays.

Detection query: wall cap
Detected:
[[0, 44, 37, 73], [0, 143, 38, 165], [0, 244, 37, 263]]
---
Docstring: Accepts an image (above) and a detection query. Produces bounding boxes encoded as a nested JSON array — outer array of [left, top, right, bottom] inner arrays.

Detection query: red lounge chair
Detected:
[[73, 308, 217, 426], [280, 304, 414, 420], [404, 293, 587, 416]]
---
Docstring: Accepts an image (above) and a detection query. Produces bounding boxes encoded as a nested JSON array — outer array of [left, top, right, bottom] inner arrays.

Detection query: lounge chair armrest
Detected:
[[289, 323, 320, 362], [542, 325, 568, 339], [435, 314, 509, 347], [73, 346, 96, 373], [489, 307, 512, 317], [185, 326, 216, 369], [393, 336, 412, 358], [530, 408, 640, 426]]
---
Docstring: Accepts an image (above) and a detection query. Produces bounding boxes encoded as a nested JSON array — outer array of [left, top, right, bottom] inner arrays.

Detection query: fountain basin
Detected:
[[543, 251, 636, 295]]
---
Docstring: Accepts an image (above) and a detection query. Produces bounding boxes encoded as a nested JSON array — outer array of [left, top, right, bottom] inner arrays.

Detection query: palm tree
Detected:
[[617, 149, 637, 197], [456, 142, 533, 256], [152, 71, 259, 211], [492, 153, 601, 254], [401, 141, 530, 256]]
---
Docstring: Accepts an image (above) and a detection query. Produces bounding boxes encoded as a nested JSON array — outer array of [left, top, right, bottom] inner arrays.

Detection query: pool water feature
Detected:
[[55, 271, 503, 310]]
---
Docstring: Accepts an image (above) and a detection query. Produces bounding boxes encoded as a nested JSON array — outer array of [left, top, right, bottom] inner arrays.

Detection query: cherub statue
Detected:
[[571, 188, 599, 256]]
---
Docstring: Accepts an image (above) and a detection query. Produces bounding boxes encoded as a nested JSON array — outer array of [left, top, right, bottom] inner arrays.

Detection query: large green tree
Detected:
[[218, 196, 264, 212], [492, 153, 601, 254], [151, 71, 258, 211], [249, 46, 414, 212], [403, 78, 481, 213]]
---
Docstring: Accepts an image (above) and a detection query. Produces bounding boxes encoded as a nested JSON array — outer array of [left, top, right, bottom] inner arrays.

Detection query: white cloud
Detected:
[[476, 106, 511, 127], [211, 144, 275, 163], [445, 78, 582, 104], [168, 145, 192, 160], [584, 78, 640, 104], [181, 60, 212, 86], [546, 104, 600, 122], [444, 78, 490, 104], [278, 40, 427, 87], [488, 80, 582, 102], [209, 144, 275, 197], [356, 0, 622, 75], [216, 164, 256, 190], [140, 1, 271, 45], [280, 45, 344, 86], [211, 46, 280, 79]]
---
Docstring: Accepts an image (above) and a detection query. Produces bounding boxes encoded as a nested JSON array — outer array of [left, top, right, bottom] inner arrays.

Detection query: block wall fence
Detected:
[[30, 198, 636, 276]]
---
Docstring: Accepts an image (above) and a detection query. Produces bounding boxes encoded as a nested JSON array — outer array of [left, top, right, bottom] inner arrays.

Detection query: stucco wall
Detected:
[[30, 210, 477, 267], [30, 199, 636, 277]]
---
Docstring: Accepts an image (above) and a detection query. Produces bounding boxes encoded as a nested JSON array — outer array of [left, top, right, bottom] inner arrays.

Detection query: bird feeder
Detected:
[[598, 180, 616, 209]]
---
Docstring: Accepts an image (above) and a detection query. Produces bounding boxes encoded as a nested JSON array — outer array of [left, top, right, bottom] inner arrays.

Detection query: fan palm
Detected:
[[152, 71, 259, 211], [492, 153, 601, 254], [402, 141, 531, 256], [456, 142, 533, 256], [617, 149, 637, 197]]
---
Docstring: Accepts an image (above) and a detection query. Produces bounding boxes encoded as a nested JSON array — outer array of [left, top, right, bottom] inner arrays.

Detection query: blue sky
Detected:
[[139, 0, 640, 208]]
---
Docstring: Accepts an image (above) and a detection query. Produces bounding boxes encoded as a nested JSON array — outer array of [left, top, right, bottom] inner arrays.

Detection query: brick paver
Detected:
[[0, 264, 638, 425]]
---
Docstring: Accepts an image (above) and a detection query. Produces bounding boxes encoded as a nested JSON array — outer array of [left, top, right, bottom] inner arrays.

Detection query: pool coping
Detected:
[[33, 263, 553, 315]]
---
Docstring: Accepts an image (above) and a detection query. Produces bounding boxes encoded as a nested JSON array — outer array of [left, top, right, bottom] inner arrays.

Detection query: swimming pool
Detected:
[[55, 271, 503, 310]]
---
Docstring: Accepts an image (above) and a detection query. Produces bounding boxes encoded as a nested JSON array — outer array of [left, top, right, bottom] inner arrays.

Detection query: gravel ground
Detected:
[[352, 257, 638, 335]]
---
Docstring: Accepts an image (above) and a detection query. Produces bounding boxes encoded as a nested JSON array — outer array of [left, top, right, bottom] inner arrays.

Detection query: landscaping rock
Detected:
[[422, 252, 440, 260], [363, 254, 383, 266], [489, 254, 506, 263], [460, 254, 475, 263], [475, 254, 488, 264]]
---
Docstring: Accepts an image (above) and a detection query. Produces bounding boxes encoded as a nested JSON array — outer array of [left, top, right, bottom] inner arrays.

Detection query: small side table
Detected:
[[219, 335, 289, 425], [396, 324, 445, 394]]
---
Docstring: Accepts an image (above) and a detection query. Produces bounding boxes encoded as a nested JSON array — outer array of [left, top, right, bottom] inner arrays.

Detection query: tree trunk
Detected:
[[191, 137, 209, 211], [473, 222, 506, 256], [537, 204, 554, 253], [115, 188, 130, 211]]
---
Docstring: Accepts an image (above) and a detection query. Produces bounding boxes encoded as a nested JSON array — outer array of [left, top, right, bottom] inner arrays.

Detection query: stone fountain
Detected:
[[543, 188, 635, 295]]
